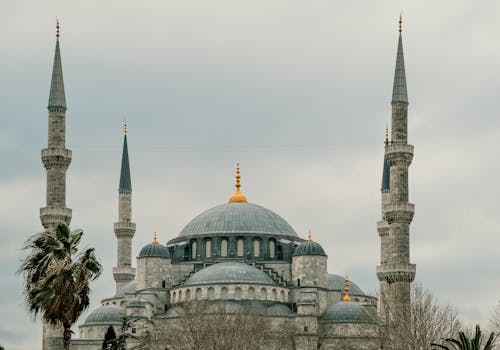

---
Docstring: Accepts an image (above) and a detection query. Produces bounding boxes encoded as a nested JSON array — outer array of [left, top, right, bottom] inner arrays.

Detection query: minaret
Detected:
[[40, 20, 72, 229], [41, 20, 71, 350], [376, 16, 416, 322], [113, 122, 136, 291]]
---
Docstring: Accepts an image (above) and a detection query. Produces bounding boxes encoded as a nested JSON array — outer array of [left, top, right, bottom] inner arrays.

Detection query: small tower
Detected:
[[113, 122, 136, 291], [376, 16, 416, 323]]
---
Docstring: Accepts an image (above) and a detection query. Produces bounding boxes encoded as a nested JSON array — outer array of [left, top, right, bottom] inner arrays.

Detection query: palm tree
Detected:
[[18, 223, 102, 350], [432, 325, 497, 350]]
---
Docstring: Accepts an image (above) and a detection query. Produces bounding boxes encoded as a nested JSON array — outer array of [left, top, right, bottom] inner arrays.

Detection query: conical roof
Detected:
[[48, 39, 66, 109], [119, 135, 132, 192], [392, 33, 408, 102]]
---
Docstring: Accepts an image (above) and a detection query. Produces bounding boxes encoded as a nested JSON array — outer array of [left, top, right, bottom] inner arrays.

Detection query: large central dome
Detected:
[[178, 202, 298, 238]]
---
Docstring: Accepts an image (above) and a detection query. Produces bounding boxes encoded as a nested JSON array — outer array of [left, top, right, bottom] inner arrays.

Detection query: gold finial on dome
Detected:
[[307, 230, 313, 241], [124, 120, 128, 135], [399, 13, 403, 34], [229, 163, 248, 203], [343, 275, 351, 302], [153, 232, 158, 245]]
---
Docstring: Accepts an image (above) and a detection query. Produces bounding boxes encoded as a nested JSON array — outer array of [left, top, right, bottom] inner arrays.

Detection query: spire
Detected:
[[342, 275, 351, 302], [229, 163, 248, 203], [392, 15, 408, 103], [48, 19, 66, 109], [119, 122, 132, 192], [381, 156, 390, 192]]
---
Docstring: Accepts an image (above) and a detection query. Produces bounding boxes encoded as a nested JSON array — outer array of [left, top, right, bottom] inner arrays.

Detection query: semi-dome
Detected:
[[294, 239, 326, 256], [178, 202, 298, 238], [84, 305, 125, 325], [326, 274, 365, 296], [139, 242, 170, 258], [127, 298, 145, 307], [185, 262, 276, 286], [321, 302, 375, 323], [267, 304, 294, 317]]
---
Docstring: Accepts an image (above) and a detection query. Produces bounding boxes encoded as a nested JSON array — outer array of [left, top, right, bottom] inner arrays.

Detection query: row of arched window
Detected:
[[170, 285, 289, 303], [189, 238, 277, 259]]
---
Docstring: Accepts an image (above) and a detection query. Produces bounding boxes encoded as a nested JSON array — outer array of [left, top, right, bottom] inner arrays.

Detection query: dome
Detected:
[[321, 302, 375, 323], [127, 299, 145, 307], [178, 202, 298, 238], [115, 280, 136, 298], [185, 262, 276, 286], [84, 305, 125, 325], [139, 242, 171, 258], [267, 304, 294, 317], [206, 301, 242, 314], [293, 240, 326, 256], [326, 274, 365, 296]]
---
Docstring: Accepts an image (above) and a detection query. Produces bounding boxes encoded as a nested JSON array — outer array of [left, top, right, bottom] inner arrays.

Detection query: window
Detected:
[[221, 239, 228, 257], [172, 291, 176, 303], [260, 288, 267, 300], [178, 290, 182, 302], [185, 289, 191, 301], [191, 241, 197, 259], [280, 290, 285, 302], [221, 287, 228, 299], [253, 240, 260, 257], [237, 239, 244, 257], [196, 288, 202, 300], [162, 280, 166, 288], [269, 240, 275, 258], [205, 239, 212, 257], [235, 287, 242, 300], [208, 287, 215, 300], [297, 279, 301, 287], [248, 287, 255, 299], [271, 289, 277, 301]]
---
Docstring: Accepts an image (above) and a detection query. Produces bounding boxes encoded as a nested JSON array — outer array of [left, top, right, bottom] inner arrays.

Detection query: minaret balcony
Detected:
[[376, 263, 416, 283], [114, 222, 136, 236], [383, 202, 414, 224], [40, 207, 72, 228], [385, 144, 413, 166], [41, 148, 72, 169]]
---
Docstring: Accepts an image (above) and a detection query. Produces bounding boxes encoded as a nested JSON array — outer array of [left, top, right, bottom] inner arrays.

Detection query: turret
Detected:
[[113, 122, 136, 291], [136, 233, 172, 290], [376, 16, 416, 323]]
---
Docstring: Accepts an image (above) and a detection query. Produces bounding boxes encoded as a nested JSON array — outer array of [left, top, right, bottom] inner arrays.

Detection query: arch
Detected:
[[271, 289, 277, 301], [178, 290, 183, 302], [248, 287, 255, 299], [269, 239, 276, 258], [205, 239, 212, 258], [253, 239, 260, 257], [237, 239, 244, 257], [208, 287, 215, 300], [221, 287, 228, 299], [191, 240, 197, 259], [172, 291, 177, 303], [220, 239, 228, 257], [185, 289, 191, 301], [260, 288, 267, 300], [195, 288, 202, 300], [280, 290, 285, 302], [234, 287, 242, 300]]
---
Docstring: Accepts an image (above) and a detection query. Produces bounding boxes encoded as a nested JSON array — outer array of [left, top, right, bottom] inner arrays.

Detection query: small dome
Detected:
[[321, 302, 375, 323], [177, 202, 298, 238], [115, 280, 136, 298], [326, 274, 365, 296], [185, 262, 276, 286], [138, 242, 171, 258], [84, 305, 125, 325], [293, 240, 326, 256], [267, 304, 294, 317], [127, 298, 145, 307]]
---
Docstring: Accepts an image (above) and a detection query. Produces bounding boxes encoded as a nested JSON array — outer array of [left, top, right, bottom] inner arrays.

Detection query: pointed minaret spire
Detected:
[[113, 122, 136, 291], [48, 19, 66, 110], [392, 15, 408, 103], [119, 121, 132, 193]]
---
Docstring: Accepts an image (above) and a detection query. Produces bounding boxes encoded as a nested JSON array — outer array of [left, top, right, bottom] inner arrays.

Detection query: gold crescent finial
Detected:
[[343, 275, 351, 301], [307, 230, 312, 241], [56, 18, 60, 39], [153, 232, 158, 244], [399, 13, 403, 33], [124, 120, 128, 135], [229, 162, 248, 203]]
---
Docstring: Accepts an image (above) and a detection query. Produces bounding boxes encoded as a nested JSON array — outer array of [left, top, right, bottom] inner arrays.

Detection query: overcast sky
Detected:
[[1, 1, 500, 349]]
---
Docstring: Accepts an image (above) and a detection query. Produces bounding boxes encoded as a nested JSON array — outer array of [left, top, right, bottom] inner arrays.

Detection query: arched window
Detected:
[[191, 241, 197, 259], [253, 240, 260, 257], [280, 290, 285, 302], [185, 289, 191, 301], [260, 288, 267, 300], [205, 239, 212, 258], [196, 288, 202, 300], [269, 240, 275, 258], [221, 287, 228, 299], [248, 287, 255, 299], [178, 290, 182, 302], [172, 291, 176, 303], [271, 289, 277, 301], [208, 287, 215, 300], [235, 287, 242, 300], [237, 239, 244, 257], [221, 239, 228, 257]]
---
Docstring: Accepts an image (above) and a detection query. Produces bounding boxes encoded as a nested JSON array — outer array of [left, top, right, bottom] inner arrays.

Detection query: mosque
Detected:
[[40, 18, 415, 350]]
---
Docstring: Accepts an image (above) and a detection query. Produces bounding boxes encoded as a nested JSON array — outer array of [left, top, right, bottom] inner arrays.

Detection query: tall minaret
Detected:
[[41, 20, 71, 350], [40, 20, 72, 230], [376, 16, 416, 322], [112, 122, 136, 291]]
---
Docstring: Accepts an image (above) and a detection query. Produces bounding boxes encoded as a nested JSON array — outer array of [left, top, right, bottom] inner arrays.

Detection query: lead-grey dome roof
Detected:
[[178, 202, 297, 238], [83, 305, 125, 325], [185, 262, 276, 286], [321, 302, 375, 323], [294, 240, 326, 256], [139, 242, 171, 258], [267, 304, 294, 317], [326, 274, 365, 296]]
